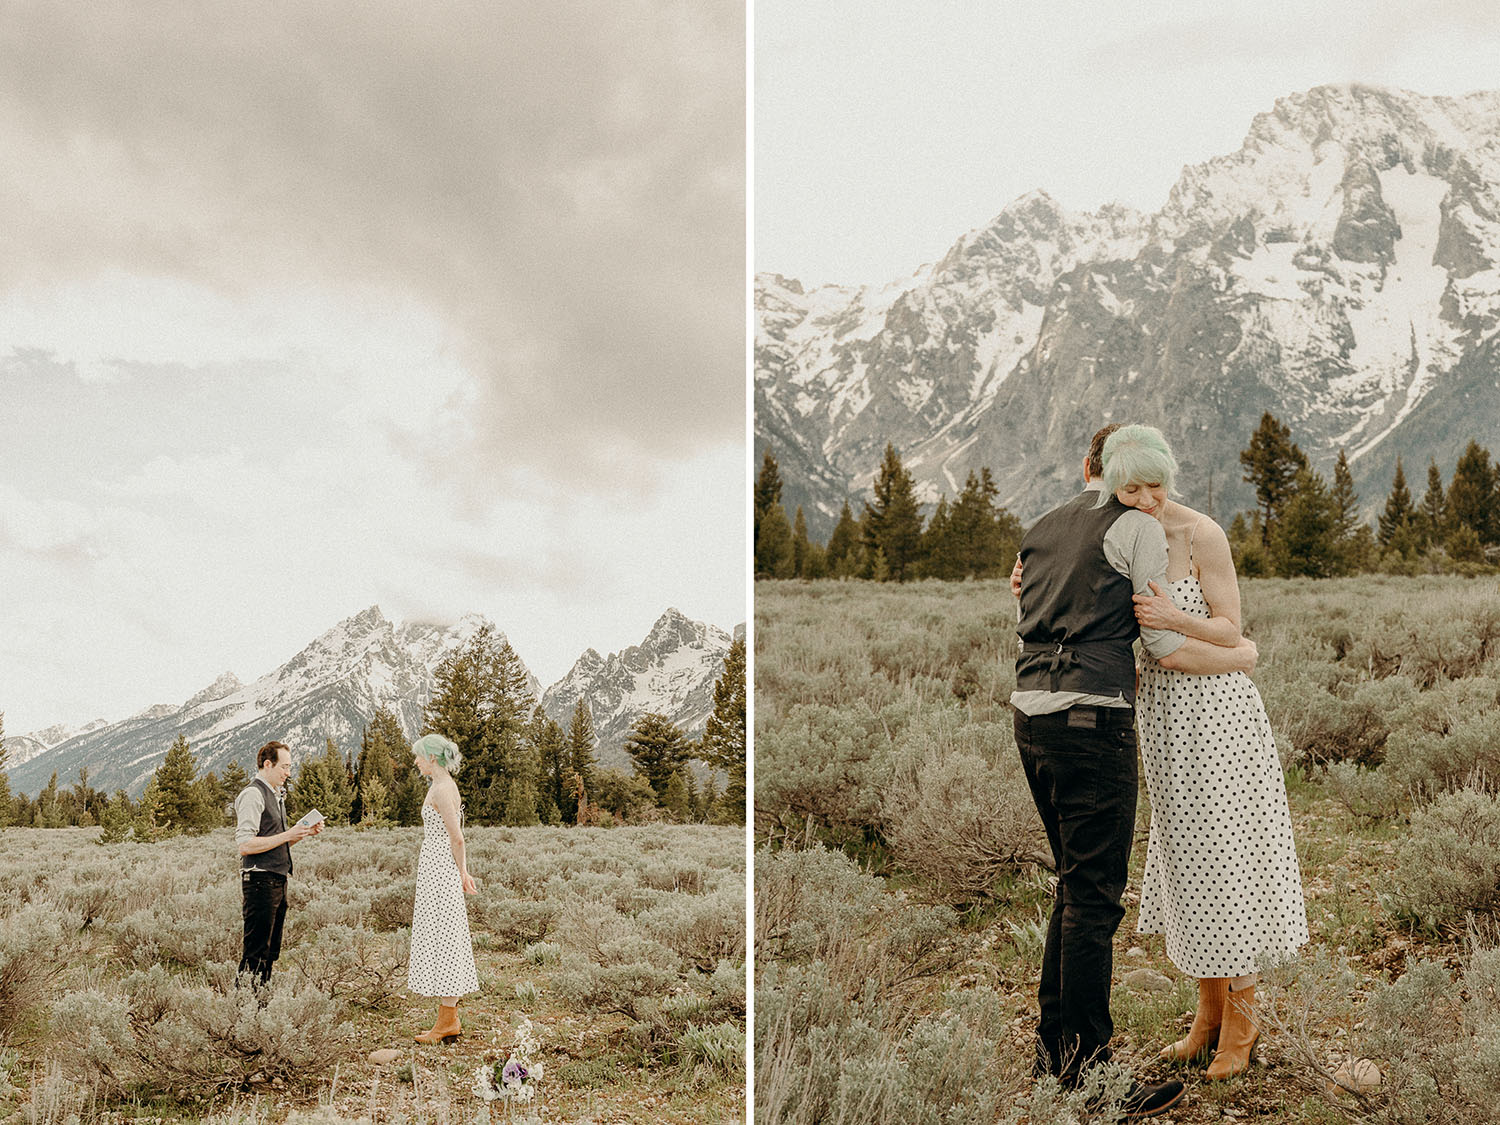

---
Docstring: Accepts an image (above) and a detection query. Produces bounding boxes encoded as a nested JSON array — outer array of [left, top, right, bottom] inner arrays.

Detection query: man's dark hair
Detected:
[[1087, 423, 1123, 478], [257, 741, 290, 770]]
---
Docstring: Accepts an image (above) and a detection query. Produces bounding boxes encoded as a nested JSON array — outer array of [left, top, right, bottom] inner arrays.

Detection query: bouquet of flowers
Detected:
[[473, 1018, 544, 1105]]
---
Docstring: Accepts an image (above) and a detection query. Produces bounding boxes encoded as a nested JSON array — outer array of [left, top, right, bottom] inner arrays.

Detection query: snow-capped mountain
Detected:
[[757, 84, 1500, 536], [8, 606, 739, 797], [541, 609, 739, 772], [2, 719, 109, 771], [7, 607, 504, 798]]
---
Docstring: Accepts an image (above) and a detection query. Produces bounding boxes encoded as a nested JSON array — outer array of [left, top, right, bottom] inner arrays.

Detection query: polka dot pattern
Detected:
[[408, 802, 480, 997], [1136, 576, 1309, 978]]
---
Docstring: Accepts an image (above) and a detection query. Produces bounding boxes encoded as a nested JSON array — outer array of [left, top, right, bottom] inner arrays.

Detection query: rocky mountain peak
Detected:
[[184, 672, 243, 711], [9, 605, 732, 798], [757, 82, 1500, 539], [644, 608, 700, 650]]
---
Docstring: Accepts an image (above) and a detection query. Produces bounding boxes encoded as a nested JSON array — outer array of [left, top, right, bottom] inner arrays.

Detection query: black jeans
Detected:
[[1014, 706, 1138, 1082], [239, 871, 288, 987]]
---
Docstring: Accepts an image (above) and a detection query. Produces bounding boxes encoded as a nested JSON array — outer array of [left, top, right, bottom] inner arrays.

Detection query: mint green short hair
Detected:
[[1101, 424, 1179, 497], [412, 733, 462, 772]]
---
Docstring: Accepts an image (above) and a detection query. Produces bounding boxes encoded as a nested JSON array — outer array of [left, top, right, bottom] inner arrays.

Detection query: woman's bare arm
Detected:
[[431, 782, 478, 893], [1133, 520, 1244, 647]]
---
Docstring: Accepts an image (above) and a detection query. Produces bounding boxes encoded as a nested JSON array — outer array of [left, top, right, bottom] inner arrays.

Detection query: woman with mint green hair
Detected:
[[1103, 424, 1307, 1081], [407, 732, 480, 1044]]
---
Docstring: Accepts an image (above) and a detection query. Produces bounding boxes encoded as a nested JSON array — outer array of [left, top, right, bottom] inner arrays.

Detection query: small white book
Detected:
[[296, 809, 326, 828]]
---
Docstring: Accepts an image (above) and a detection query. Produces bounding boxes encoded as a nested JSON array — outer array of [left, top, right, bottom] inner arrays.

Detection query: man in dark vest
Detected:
[[234, 740, 320, 987], [1013, 425, 1258, 1117]]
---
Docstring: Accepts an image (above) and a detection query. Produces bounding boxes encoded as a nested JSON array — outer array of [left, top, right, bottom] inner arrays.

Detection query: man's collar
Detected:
[[1083, 479, 1105, 492]]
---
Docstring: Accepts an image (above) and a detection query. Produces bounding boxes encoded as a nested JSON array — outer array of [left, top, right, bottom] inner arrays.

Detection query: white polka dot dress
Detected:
[[1136, 576, 1309, 978], [407, 802, 480, 998]]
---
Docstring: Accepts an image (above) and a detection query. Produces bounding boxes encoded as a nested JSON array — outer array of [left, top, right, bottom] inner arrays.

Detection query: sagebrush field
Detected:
[[0, 823, 745, 1125], [755, 575, 1500, 1125]]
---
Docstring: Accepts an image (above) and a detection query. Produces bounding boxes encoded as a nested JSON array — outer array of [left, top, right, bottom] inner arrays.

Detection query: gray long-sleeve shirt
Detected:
[[234, 781, 287, 872], [1010, 481, 1186, 716]]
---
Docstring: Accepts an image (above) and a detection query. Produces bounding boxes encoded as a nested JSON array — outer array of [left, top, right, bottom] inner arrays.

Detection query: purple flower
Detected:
[[502, 1059, 529, 1083]]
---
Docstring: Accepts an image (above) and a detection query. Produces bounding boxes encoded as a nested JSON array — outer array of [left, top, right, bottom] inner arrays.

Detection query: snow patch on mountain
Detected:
[[7, 606, 737, 799], [541, 609, 734, 772], [757, 83, 1500, 534]]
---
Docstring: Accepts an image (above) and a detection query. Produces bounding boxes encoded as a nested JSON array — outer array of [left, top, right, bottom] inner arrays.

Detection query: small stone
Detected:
[[368, 1048, 402, 1065], [1330, 1057, 1381, 1093], [1125, 946, 1148, 960], [1122, 968, 1173, 993]]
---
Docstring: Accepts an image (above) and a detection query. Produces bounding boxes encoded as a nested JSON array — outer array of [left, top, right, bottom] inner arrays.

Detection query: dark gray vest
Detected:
[[1015, 489, 1142, 704], [241, 777, 292, 877]]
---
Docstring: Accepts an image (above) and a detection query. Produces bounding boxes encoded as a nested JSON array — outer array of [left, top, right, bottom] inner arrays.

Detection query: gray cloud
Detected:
[[0, 0, 745, 488]]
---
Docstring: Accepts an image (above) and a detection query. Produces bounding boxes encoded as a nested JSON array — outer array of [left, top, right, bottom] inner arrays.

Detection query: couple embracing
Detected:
[[1012, 423, 1309, 1117]]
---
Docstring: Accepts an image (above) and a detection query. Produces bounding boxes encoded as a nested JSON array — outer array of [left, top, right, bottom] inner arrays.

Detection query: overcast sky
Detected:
[[756, 0, 1500, 286], [0, 1, 744, 734]]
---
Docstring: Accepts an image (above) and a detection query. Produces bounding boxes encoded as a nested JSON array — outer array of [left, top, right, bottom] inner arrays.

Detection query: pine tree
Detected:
[[756, 501, 796, 578], [1448, 440, 1496, 544], [1227, 511, 1270, 577], [593, 768, 658, 822], [1329, 448, 1361, 575], [753, 450, 794, 577], [354, 706, 409, 824], [424, 623, 536, 825], [753, 448, 783, 530], [357, 772, 392, 827], [921, 496, 955, 579], [699, 773, 721, 823], [196, 771, 228, 827], [153, 735, 210, 835], [825, 499, 863, 578], [1239, 413, 1308, 545], [564, 698, 598, 823], [624, 713, 691, 804], [96, 790, 134, 844], [1418, 459, 1446, 548], [290, 739, 354, 825], [503, 772, 541, 826], [221, 758, 251, 801], [1447, 522, 1485, 562], [532, 706, 568, 824], [133, 777, 162, 842], [0, 712, 12, 829], [663, 771, 691, 821], [1378, 456, 1416, 550], [1272, 468, 1340, 577], [945, 467, 1022, 578], [791, 506, 811, 578], [697, 638, 746, 823], [862, 443, 924, 581], [37, 770, 66, 828]]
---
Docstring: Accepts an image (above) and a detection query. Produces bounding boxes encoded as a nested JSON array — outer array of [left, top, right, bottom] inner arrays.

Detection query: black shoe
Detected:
[[1117, 1078, 1185, 1119]]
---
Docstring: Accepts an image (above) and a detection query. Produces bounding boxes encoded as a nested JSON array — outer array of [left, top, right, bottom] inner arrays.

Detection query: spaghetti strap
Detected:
[[1188, 516, 1206, 576]]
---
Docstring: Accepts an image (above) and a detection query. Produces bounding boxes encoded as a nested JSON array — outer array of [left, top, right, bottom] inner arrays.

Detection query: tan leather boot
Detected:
[[1160, 977, 1228, 1062], [1205, 983, 1258, 1079], [414, 1003, 461, 1045]]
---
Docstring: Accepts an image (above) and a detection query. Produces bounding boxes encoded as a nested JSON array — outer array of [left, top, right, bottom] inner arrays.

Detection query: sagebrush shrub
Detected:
[[639, 884, 746, 970], [50, 962, 352, 1094], [1323, 761, 1405, 822], [754, 701, 893, 844], [365, 879, 417, 932], [475, 897, 561, 950], [112, 886, 241, 968], [882, 747, 1044, 904], [285, 923, 408, 1009], [551, 954, 679, 1021], [0, 902, 85, 1038], [1392, 788, 1500, 923], [756, 845, 964, 1002]]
